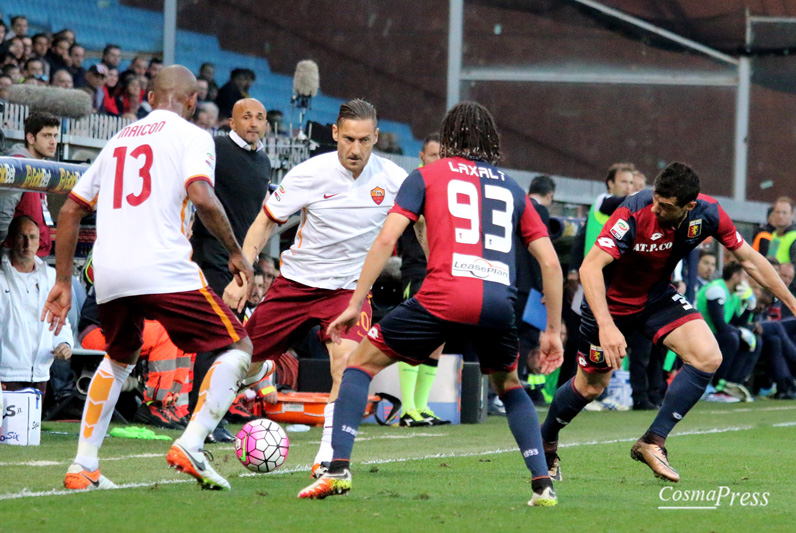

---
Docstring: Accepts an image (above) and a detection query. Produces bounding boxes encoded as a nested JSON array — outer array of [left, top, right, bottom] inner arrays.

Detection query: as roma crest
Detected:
[[688, 219, 702, 239], [371, 186, 385, 205]]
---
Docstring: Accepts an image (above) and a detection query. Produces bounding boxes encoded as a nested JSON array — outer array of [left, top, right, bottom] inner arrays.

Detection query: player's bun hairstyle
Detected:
[[439, 101, 501, 165], [337, 98, 377, 127], [653, 162, 700, 206], [605, 162, 636, 186]]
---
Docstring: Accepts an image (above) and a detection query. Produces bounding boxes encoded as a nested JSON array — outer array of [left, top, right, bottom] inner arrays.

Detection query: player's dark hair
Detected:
[[337, 98, 377, 127], [24, 112, 60, 147], [605, 162, 635, 186], [653, 162, 700, 206], [722, 261, 744, 281], [529, 175, 556, 196], [7, 215, 37, 240], [439, 101, 501, 165], [422, 132, 439, 151]]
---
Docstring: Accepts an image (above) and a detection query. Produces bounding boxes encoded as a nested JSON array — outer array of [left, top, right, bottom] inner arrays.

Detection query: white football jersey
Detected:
[[265, 151, 407, 290], [69, 109, 216, 304]]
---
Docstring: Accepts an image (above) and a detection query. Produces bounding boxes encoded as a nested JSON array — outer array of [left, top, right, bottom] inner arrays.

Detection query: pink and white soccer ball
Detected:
[[235, 419, 289, 473]]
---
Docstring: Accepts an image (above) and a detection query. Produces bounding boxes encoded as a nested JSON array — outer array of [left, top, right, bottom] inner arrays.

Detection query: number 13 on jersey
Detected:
[[113, 144, 153, 209]]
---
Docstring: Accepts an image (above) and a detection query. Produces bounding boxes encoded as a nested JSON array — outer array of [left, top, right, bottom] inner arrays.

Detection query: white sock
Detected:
[[74, 357, 134, 472], [313, 402, 335, 465], [177, 349, 249, 451]]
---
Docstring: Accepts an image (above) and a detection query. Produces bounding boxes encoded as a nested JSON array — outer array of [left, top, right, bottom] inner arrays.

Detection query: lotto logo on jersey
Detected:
[[610, 219, 630, 240], [589, 345, 605, 364], [451, 253, 510, 286], [688, 219, 702, 238], [368, 326, 379, 340], [371, 186, 385, 205]]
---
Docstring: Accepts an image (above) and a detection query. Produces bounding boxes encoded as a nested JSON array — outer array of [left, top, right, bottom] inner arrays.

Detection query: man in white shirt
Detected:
[[43, 65, 255, 492], [1, 216, 72, 397], [224, 99, 407, 477]]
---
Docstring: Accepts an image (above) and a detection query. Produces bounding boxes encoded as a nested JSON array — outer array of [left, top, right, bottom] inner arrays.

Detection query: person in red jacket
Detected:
[[0, 111, 60, 256]]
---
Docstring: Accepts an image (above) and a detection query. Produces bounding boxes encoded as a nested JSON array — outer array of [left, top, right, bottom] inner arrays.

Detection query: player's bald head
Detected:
[[150, 65, 198, 118], [232, 98, 265, 119]]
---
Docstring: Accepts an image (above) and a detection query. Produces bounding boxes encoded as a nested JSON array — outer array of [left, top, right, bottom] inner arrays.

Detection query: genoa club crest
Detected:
[[688, 219, 702, 239], [589, 345, 605, 364], [371, 186, 385, 205]]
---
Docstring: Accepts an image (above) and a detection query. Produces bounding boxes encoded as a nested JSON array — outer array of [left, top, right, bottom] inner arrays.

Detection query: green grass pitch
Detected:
[[1, 401, 794, 532]]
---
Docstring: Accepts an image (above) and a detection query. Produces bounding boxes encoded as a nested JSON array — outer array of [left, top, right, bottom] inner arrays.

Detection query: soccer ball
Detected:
[[235, 419, 290, 473]]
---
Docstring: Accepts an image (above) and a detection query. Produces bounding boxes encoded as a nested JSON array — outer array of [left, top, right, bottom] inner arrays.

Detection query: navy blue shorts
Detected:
[[368, 298, 519, 375], [578, 288, 701, 374]]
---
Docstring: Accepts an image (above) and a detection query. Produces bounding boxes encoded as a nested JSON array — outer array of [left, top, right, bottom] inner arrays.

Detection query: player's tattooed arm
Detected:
[[580, 246, 627, 369], [240, 208, 277, 265], [733, 241, 796, 316], [188, 180, 253, 294], [413, 215, 429, 259]]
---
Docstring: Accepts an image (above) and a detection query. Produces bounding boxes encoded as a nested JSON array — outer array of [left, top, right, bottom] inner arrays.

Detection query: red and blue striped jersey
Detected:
[[593, 190, 744, 316], [390, 157, 548, 327]]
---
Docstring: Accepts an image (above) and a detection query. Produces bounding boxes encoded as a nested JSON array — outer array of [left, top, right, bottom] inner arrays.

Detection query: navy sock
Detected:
[[648, 364, 713, 440], [328, 367, 372, 472], [540, 377, 590, 443], [501, 387, 549, 479]]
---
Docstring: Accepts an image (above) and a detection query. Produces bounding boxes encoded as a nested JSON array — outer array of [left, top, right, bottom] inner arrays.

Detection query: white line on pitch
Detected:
[[2, 422, 794, 501]]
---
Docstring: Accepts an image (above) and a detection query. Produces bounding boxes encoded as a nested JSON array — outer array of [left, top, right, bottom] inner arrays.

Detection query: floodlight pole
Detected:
[[163, 0, 177, 66], [733, 57, 751, 202], [447, 0, 463, 110]]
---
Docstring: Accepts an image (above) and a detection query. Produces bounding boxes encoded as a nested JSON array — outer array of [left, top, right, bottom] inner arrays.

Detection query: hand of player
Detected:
[[223, 278, 248, 313], [228, 251, 254, 291], [326, 305, 361, 345], [598, 322, 627, 370], [538, 330, 564, 375], [52, 342, 72, 361], [41, 281, 72, 336]]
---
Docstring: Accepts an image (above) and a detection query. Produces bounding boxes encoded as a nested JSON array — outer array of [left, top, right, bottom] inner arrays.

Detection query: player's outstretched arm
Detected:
[[42, 198, 88, 335], [223, 208, 277, 312], [580, 246, 626, 369], [732, 241, 796, 315], [527, 236, 564, 374], [188, 181, 253, 297], [327, 212, 411, 344]]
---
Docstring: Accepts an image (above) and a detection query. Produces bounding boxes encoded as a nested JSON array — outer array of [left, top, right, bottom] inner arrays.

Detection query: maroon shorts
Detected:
[[98, 287, 246, 360], [245, 275, 372, 363]]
